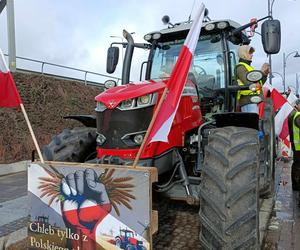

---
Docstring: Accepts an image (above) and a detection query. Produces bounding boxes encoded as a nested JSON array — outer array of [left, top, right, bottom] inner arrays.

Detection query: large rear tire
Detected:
[[199, 126, 260, 250], [42, 127, 97, 162]]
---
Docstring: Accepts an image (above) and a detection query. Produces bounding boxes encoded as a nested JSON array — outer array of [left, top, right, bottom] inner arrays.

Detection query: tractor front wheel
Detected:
[[199, 126, 260, 249], [42, 127, 97, 162]]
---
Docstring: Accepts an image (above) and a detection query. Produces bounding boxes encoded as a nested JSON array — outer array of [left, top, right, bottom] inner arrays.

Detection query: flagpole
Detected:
[[20, 103, 45, 163], [133, 2, 205, 167], [133, 87, 168, 167]]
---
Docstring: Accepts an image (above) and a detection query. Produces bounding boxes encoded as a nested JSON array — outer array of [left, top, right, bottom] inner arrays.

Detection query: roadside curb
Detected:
[[259, 197, 274, 246], [0, 161, 29, 177]]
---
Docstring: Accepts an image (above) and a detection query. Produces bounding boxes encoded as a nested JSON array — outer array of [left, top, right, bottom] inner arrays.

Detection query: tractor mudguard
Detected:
[[64, 115, 97, 128], [213, 112, 259, 130]]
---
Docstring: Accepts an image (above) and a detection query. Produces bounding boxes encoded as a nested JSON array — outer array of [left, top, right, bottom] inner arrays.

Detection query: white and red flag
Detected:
[[0, 48, 45, 162], [263, 82, 296, 139], [0, 48, 22, 107], [146, 2, 205, 144], [275, 92, 297, 139]]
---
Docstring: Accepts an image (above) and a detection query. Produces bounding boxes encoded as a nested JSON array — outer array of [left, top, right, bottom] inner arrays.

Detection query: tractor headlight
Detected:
[[205, 23, 215, 31], [137, 94, 151, 106], [96, 133, 106, 145], [144, 33, 161, 42], [152, 32, 161, 40], [217, 21, 228, 29], [119, 99, 135, 110], [95, 102, 107, 112], [144, 34, 152, 41], [104, 79, 117, 89], [117, 93, 157, 110], [133, 134, 144, 145], [122, 131, 146, 146]]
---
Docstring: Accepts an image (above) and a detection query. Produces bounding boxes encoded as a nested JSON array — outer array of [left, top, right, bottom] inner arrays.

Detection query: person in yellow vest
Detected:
[[288, 99, 300, 191], [235, 45, 270, 113]]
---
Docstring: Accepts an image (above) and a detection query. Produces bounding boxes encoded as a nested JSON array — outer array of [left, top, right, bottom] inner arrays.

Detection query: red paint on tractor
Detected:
[[96, 79, 202, 159]]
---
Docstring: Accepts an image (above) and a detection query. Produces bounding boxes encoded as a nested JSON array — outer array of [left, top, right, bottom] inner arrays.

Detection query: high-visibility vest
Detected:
[[293, 112, 300, 151], [237, 62, 262, 100]]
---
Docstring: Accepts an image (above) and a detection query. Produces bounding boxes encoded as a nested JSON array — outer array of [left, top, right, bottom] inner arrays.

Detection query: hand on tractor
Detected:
[[261, 63, 270, 76]]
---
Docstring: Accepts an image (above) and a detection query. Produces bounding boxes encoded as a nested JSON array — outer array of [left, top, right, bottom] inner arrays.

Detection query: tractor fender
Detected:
[[63, 115, 96, 128], [213, 112, 259, 130]]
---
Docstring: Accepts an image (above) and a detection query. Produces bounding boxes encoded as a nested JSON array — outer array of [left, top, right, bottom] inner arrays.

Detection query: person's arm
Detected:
[[260, 63, 270, 84], [236, 65, 253, 86]]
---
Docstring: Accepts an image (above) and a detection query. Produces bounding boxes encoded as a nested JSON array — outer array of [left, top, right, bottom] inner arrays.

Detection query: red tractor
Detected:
[[43, 7, 281, 249], [114, 229, 146, 250]]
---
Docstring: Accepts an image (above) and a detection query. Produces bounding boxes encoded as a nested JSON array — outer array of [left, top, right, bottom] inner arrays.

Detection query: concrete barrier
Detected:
[[0, 161, 29, 177]]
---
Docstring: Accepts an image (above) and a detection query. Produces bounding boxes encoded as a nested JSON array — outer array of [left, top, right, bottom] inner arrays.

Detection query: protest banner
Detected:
[[28, 162, 157, 250]]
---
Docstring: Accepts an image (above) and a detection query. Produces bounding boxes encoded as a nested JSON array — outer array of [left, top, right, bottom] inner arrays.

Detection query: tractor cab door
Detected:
[[227, 39, 240, 111]]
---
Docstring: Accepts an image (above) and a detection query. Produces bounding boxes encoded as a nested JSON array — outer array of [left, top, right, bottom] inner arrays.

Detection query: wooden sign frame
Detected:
[[27, 161, 158, 250]]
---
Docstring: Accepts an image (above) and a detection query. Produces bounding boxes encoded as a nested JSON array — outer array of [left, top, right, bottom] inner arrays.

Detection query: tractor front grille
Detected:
[[96, 106, 153, 149]]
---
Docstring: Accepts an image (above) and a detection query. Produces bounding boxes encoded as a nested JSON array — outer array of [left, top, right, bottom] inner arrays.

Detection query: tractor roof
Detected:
[[144, 19, 242, 42], [120, 229, 134, 232], [159, 19, 241, 34]]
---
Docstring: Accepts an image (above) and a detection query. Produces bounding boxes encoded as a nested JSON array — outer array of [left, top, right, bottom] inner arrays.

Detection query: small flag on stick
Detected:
[[0, 48, 44, 163], [0, 50, 22, 107]]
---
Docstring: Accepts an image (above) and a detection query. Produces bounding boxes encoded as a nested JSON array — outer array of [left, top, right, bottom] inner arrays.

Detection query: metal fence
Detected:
[[4, 54, 121, 86]]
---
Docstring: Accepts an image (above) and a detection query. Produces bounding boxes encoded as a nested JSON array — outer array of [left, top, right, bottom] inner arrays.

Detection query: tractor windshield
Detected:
[[120, 230, 134, 237], [150, 34, 224, 96], [126, 231, 134, 238]]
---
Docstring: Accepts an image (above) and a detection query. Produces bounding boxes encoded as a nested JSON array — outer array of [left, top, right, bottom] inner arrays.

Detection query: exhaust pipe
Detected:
[[122, 29, 134, 85]]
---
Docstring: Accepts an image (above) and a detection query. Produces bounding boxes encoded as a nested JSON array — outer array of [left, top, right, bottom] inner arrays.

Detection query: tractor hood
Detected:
[[95, 80, 166, 109]]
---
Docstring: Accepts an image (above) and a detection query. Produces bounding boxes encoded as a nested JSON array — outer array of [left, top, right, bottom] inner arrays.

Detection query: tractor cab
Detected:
[[144, 19, 243, 117], [107, 15, 280, 118]]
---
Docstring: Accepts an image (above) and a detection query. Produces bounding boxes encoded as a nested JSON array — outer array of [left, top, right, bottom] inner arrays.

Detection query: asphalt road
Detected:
[[0, 171, 27, 203], [0, 160, 299, 249]]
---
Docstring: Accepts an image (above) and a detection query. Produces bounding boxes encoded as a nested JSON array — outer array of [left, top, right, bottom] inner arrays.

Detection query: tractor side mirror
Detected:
[[261, 19, 281, 54], [106, 47, 119, 74]]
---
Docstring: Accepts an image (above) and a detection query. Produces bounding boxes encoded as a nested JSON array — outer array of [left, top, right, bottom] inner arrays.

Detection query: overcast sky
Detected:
[[0, 0, 299, 91]]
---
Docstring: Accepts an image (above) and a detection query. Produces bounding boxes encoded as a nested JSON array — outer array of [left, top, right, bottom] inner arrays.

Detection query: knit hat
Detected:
[[238, 45, 255, 60]]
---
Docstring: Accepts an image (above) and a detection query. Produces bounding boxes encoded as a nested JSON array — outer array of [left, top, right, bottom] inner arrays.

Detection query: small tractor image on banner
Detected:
[[43, 5, 281, 249], [114, 229, 146, 250]]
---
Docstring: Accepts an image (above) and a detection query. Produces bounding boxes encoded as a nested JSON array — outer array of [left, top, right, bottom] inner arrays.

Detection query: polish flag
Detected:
[[147, 2, 205, 144], [262, 82, 286, 112], [0, 49, 45, 162], [264, 83, 296, 139], [276, 92, 297, 139], [280, 136, 292, 158], [0, 48, 22, 107]]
